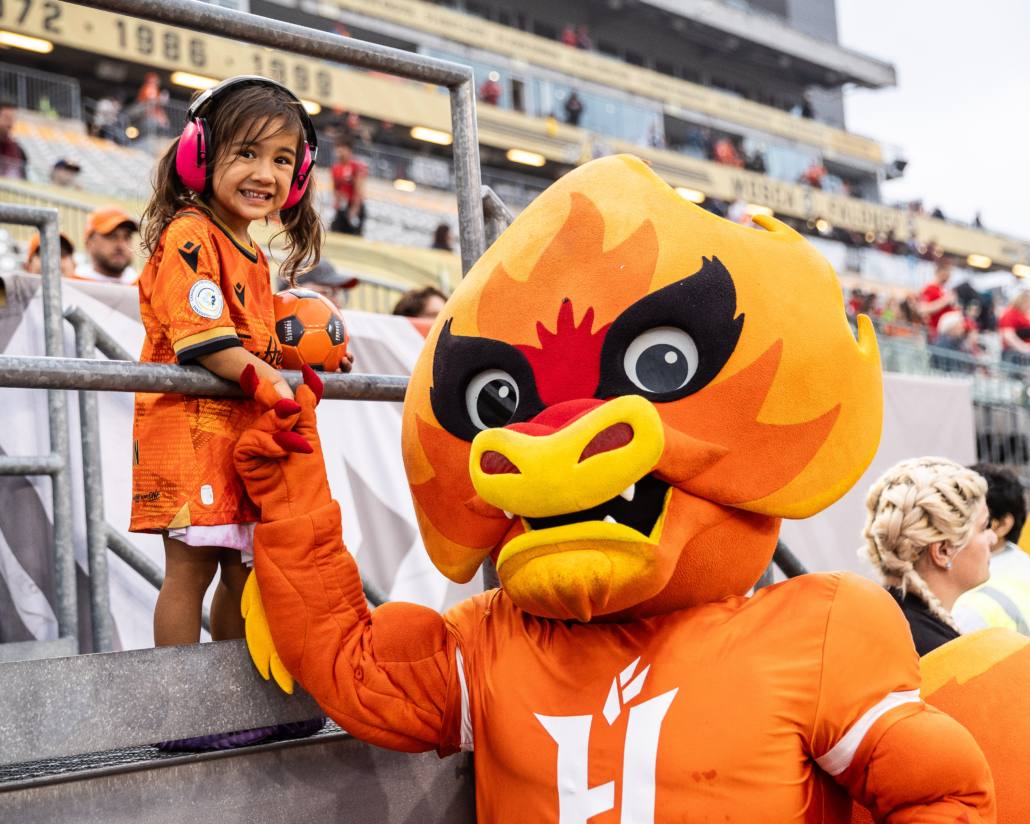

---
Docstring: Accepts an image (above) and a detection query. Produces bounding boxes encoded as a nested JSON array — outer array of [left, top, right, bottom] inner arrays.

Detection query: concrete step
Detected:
[[0, 640, 475, 823]]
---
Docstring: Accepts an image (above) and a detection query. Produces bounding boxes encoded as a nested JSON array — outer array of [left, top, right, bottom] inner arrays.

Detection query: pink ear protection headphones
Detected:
[[175, 75, 318, 210]]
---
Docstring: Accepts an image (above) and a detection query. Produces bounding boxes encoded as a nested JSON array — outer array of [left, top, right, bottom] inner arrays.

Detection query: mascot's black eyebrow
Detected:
[[594, 256, 744, 402], [430, 319, 546, 442]]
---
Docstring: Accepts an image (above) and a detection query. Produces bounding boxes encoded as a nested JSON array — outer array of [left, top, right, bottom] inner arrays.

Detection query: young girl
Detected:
[[131, 76, 343, 646]]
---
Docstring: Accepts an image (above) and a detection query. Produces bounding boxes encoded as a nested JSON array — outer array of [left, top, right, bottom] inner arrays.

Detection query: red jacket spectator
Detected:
[[918, 260, 955, 338], [479, 79, 501, 106], [0, 100, 26, 179], [999, 293, 1030, 355]]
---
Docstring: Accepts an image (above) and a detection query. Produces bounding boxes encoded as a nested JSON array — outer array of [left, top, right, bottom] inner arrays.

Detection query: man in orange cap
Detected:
[[75, 204, 139, 285], [24, 231, 76, 279]]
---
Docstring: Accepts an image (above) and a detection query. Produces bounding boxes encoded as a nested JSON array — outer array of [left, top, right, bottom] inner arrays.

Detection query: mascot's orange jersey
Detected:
[[131, 206, 278, 532], [449, 573, 937, 823]]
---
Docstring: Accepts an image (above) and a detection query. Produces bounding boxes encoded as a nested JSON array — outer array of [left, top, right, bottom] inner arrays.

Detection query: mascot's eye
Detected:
[[594, 257, 743, 403], [624, 327, 698, 393], [430, 320, 545, 442], [466, 369, 520, 430]]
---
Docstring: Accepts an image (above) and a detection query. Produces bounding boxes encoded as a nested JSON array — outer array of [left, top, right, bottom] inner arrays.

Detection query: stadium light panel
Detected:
[[411, 127, 452, 145], [0, 31, 52, 53], [967, 254, 992, 269], [745, 204, 773, 217], [675, 187, 705, 204], [171, 71, 218, 90], [394, 179, 417, 192], [1013, 264, 1030, 278], [506, 149, 546, 167]]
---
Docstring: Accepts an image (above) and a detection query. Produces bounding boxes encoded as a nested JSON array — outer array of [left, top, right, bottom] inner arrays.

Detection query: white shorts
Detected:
[[165, 522, 257, 567]]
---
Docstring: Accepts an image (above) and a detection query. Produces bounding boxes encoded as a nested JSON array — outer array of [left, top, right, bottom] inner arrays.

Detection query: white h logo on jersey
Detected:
[[536, 658, 678, 824]]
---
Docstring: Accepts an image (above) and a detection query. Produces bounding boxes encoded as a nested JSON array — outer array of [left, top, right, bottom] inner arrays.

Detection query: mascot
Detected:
[[233, 156, 999, 822]]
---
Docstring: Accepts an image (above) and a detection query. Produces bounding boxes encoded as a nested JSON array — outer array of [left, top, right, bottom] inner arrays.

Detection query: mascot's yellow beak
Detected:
[[468, 396, 673, 621]]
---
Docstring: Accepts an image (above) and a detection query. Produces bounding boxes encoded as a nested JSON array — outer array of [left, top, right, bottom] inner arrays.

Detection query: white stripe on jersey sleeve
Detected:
[[456, 647, 474, 752], [815, 689, 921, 776]]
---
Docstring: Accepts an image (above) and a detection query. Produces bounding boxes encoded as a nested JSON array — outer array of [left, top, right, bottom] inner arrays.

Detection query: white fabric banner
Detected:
[[0, 274, 479, 652]]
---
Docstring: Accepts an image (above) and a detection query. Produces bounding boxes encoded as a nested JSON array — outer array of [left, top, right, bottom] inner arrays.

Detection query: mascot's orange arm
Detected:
[[838, 705, 996, 823], [235, 371, 463, 755], [813, 575, 995, 824], [253, 506, 462, 754]]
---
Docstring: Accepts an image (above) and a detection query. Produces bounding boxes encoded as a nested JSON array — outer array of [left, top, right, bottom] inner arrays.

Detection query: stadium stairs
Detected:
[[0, 639, 475, 823]]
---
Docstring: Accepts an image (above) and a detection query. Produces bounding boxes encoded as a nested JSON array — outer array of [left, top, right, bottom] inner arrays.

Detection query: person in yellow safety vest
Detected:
[[953, 463, 1030, 636]]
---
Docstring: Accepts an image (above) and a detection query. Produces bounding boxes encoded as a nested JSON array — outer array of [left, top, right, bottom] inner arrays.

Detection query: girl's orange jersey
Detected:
[[251, 500, 994, 823], [130, 208, 280, 533]]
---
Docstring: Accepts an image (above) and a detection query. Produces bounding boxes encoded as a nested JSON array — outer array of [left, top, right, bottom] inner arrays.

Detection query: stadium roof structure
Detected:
[[632, 0, 896, 88]]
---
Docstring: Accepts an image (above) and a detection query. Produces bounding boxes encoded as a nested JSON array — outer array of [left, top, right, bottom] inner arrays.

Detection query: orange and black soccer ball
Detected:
[[273, 288, 349, 372]]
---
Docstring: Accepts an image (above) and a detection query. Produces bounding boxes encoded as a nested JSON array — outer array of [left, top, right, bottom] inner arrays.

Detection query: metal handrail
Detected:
[[0, 355, 408, 400]]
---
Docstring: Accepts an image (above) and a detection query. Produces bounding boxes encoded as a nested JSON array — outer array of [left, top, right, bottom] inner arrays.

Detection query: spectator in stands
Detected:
[[953, 464, 1030, 636], [24, 231, 76, 279], [918, 258, 956, 340], [561, 25, 578, 47], [329, 138, 367, 236], [289, 259, 358, 308], [998, 291, 1030, 367], [91, 94, 124, 143], [432, 223, 453, 252], [375, 120, 399, 147], [799, 160, 827, 189], [0, 98, 26, 179], [393, 285, 446, 320], [76, 205, 139, 285], [974, 212, 984, 229], [713, 139, 743, 168], [576, 25, 593, 50], [744, 147, 767, 174], [931, 206, 946, 220], [50, 158, 81, 188], [564, 92, 584, 127], [861, 457, 994, 655], [136, 72, 169, 132], [478, 74, 502, 106], [931, 309, 976, 373]]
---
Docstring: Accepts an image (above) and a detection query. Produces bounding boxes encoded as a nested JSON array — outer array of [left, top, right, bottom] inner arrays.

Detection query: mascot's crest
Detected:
[[402, 155, 882, 622]]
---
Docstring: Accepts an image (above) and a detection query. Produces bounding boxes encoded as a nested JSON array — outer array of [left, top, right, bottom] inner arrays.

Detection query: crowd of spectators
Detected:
[[843, 257, 1030, 377]]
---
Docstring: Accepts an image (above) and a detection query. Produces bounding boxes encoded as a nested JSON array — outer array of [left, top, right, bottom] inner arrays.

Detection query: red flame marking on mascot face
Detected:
[[515, 301, 609, 406]]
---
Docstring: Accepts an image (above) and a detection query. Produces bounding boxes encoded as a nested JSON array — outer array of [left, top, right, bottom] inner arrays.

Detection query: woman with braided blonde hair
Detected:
[[862, 456, 996, 655]]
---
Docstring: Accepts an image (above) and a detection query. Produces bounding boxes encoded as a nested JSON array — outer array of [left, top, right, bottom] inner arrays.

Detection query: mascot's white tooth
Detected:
[[619, 484, 635, 502], [503, 510, 514, 519], [604, 515, 617, 524]]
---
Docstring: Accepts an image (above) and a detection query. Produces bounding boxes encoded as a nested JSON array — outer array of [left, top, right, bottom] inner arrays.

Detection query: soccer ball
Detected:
[[273, 288, 349, 372]]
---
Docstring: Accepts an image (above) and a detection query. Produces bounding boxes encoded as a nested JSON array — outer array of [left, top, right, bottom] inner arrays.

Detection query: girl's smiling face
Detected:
[[208, 118, 300, 236]]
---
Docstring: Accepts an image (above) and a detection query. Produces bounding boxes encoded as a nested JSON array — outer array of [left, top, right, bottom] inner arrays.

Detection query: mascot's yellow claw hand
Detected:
[[241, 571, 294, 694]]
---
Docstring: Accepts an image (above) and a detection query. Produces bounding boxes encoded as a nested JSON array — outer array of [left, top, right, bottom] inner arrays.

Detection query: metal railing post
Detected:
[[450, 80, 486, 274], [38, 209, 78, 648], [64, 307, 114, 652], [0, 205, 78, 656]]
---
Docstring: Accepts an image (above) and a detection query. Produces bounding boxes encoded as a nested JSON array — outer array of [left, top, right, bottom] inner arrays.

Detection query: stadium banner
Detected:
[[0, 273, 482, 652], [0, 0, 880, 164]]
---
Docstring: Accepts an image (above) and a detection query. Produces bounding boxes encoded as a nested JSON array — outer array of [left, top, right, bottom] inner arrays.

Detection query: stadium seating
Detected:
[[13, 112, 155, 200]]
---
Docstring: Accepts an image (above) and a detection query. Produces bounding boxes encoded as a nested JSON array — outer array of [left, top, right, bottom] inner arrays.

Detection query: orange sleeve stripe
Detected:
[[172, 326, 239, 354]]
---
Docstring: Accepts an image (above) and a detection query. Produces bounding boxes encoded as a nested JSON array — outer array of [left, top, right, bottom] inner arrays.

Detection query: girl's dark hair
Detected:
[[142, 83, 322, 283]]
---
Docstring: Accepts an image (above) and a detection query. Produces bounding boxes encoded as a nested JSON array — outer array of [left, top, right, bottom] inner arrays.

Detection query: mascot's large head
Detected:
[[402, 155, 882, 622]]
